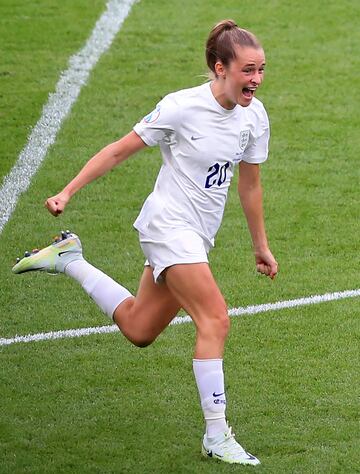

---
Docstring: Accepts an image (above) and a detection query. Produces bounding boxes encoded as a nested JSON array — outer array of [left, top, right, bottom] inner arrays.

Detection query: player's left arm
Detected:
[[238, 161, 278, 279]]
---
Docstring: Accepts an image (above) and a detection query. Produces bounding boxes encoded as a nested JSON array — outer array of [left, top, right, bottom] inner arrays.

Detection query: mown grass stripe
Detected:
[[0, 0, 137, 234], [1, 288, 359, 346]]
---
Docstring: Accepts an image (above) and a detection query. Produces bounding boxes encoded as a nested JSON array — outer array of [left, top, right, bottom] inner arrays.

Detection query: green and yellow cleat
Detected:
[[12, 231, 83, 275]]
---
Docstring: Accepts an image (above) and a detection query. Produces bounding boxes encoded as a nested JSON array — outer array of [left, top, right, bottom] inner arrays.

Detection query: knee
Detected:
[[114, 318, 157, 348], [199, 309, 230, 341], [215, 312, 231, 339], [114, 304, 158, 348], [127, 333, 157, 348]]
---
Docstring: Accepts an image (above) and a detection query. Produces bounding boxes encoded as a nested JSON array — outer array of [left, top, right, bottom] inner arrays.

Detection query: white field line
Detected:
[[1, 288, 359, 347], [0, 0, 137, 234]]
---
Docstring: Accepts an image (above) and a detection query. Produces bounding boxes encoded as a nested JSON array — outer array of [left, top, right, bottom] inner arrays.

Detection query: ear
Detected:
[[214, 61, 226, 78]]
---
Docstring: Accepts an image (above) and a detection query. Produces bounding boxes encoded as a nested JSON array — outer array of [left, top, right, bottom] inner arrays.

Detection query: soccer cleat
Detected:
[[201, 425, 260, 466], [12, 231, 83, 275]]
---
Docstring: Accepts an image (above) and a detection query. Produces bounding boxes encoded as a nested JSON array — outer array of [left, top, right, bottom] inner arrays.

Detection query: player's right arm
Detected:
[[45, 131, 146, 216]]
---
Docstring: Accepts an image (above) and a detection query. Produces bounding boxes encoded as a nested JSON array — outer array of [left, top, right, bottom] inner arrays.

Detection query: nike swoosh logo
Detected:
[[246, 452, 257, 460], [204, 447, 224, 459], [213, 391, 225, 398], [58, 251, 72, 257], [204, 447, 212, 458], [191, 135, 206, 141]]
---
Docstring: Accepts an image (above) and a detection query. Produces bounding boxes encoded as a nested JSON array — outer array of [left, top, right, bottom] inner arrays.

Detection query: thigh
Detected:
[[114, 266, 181, 343], [164, 263, 228, 328]]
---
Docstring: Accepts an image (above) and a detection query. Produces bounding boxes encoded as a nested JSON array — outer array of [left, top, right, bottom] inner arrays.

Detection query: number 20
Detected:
[[205, 162, 230, 189]]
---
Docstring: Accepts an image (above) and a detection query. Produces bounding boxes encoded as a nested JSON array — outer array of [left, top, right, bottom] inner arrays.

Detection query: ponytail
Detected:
[[205, 19, 261, 76]]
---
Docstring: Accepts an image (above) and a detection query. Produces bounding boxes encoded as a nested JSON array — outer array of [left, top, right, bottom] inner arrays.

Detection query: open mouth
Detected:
[[242, 87, 256, 99]]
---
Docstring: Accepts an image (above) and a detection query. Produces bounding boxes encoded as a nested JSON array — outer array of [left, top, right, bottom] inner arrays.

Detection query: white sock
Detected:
[[65, 260, 132, 319], [193, 359, 228, 437]]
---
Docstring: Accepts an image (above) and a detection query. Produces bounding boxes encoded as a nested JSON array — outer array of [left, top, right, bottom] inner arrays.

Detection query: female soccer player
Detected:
[[14, 19, 278, 466]]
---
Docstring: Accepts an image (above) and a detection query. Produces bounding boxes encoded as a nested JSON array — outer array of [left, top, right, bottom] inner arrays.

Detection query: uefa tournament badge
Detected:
[[142, 105, 161, 124]]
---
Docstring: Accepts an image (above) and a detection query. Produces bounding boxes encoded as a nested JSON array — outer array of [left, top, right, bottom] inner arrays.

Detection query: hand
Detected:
[[255, 248, 278, 280], [45, 191, 70, 217]]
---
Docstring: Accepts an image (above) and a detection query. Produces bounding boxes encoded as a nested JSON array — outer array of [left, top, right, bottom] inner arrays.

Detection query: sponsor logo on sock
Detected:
[[213, 391, 226, 405], [212, 392, 225, 398], [214, 399, 226, 405]]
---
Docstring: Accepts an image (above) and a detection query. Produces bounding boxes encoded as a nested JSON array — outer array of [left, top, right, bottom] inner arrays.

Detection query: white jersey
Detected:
[[133, 82, 269, 247]]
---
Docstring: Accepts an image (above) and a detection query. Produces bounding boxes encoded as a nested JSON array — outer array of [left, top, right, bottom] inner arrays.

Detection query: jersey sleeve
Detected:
[[133, 95, 180, 147], [242, 103, 270, 164]]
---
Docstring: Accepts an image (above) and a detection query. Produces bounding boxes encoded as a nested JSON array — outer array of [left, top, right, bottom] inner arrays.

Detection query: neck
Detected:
[[210, 80, 236, 110]]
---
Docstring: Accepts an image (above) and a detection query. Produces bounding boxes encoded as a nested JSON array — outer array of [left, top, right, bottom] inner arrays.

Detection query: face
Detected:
[[215, 46, 266, 108]]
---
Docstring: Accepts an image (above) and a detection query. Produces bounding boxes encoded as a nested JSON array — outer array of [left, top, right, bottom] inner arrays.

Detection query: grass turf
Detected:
[[0, 0, 359, 472], [1, 301, 359, 473]]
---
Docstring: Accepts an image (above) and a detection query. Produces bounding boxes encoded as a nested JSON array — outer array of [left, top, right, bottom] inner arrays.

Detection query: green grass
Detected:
[[1, 0, 359, 472], [0, 0, 106, 178], [1, 302, 359, 473]]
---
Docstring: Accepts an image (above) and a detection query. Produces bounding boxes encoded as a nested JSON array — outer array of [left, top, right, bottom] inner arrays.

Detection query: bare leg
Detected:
[[164, 263, 230, 358], [113, 266, 181, 347], [163, 263, 230, 435], [111, 262, 231, 441]]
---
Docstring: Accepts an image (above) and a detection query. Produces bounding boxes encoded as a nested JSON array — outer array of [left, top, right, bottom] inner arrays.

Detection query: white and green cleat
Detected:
[[12, 231, 83, 275], [202, 426, 260, 466]]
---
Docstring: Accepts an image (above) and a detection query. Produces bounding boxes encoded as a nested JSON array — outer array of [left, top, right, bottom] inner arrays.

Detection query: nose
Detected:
[[251, 71, 262, 85]]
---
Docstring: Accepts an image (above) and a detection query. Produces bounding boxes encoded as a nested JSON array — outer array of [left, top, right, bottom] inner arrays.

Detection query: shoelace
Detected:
[[220, 427, 247, 456]]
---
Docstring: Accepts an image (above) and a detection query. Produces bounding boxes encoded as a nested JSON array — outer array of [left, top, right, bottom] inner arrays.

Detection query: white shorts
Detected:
[[139, 230, 210, 283]]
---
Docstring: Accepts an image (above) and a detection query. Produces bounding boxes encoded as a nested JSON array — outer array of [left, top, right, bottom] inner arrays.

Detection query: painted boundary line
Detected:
[[1, 288, 359, 347], [0, 0, 137, 234]]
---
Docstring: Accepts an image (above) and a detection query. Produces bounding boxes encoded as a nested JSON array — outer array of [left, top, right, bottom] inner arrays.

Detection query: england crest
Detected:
[[239, 129, 250, 152]]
